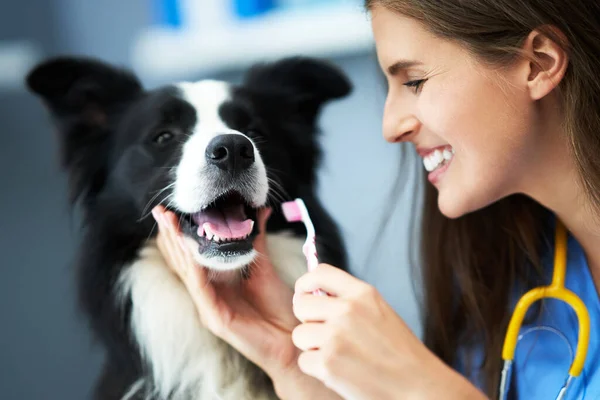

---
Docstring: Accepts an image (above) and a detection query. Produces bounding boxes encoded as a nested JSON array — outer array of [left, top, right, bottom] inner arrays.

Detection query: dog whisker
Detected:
[[140, 182, 176, 220]]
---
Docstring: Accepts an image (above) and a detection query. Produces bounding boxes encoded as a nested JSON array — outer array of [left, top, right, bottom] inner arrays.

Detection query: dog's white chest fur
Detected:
[[118, 232, 307, 400]]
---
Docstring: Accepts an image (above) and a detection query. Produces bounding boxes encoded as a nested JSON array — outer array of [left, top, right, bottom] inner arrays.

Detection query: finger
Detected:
[[152, 205, 180, 245], [152, 207, 229, 335], [252, 207, 272, 254], [155, 230, 178, 271], [249, 207, 276, 279], [297, 349, 327, 381], [153, 208, 180, 264], [159, 213, 220, 315], [155, 209, 189, 275], [293, 292, 344, 323], [292, 322, 329, 351], [153, 206, 202, 285], [295, 264, 365, 298], [258, 206, 272, 231], [161, 208, 183, 238]]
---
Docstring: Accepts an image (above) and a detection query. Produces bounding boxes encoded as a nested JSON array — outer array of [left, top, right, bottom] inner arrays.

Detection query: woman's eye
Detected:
[[153, 131, 174, 145], [403, 79, 427, 93]]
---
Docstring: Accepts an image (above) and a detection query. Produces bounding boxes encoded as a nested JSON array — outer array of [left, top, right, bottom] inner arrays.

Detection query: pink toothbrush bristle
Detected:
[[282, 201, 303, 222]]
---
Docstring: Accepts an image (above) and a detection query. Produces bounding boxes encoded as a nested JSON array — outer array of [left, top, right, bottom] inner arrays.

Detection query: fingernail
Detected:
[[292, 293, 297, 306]]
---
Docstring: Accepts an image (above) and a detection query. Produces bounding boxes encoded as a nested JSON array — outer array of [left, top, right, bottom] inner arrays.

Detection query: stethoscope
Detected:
[[499, 220, 591, 400]]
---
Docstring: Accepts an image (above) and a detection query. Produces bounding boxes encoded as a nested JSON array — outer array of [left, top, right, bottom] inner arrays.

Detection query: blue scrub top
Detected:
[[457, 231, 600, 399]]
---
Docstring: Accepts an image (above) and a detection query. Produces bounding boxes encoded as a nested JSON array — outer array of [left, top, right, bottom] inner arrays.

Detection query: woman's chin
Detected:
[[437, 189, 471, 220], [437, 186, 503, 220]]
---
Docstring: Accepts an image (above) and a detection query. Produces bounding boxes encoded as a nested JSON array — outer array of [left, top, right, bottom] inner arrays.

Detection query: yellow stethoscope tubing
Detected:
[[501, 220, 591, 377]]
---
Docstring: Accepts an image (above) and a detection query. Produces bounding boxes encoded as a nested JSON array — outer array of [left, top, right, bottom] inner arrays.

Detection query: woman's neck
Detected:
[[556, 201, 600, 294], [526, 156, 600, 295]]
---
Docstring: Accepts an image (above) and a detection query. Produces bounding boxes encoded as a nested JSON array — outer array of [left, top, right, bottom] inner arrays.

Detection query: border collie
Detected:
[[25, 55, 351, 399]]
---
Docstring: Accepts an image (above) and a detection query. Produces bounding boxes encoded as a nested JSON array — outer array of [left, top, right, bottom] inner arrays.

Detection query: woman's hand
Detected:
[[292, 264, 487, 400], [151, 205, 341, 399]]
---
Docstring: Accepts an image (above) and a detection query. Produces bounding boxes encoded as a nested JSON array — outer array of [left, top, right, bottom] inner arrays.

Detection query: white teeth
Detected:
[[250, 220, 255, 231], [203, 223, 214, 240], [423, 147, 454, 172], [424, 157, 433, 172], [200, 222, 254, 243], [433, 149, 443, 164]]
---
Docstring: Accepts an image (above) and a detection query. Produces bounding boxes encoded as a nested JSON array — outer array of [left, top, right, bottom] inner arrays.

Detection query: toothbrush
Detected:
[[281, 198, 326, 296]]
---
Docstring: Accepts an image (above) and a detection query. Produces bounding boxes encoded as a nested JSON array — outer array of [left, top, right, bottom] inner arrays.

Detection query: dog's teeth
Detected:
[[214, 235, 221, 243], [203, 223, 214, 240]]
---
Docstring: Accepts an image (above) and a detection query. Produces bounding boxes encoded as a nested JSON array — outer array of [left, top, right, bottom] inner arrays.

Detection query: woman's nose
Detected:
[[383, 111, 420, 143]]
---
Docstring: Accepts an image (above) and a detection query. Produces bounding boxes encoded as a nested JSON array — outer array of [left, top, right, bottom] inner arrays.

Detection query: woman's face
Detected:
[[371, 6, 547, 218]]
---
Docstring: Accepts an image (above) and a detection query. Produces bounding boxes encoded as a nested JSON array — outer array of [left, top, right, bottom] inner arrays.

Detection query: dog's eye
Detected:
[[153, 131, 174, 145]]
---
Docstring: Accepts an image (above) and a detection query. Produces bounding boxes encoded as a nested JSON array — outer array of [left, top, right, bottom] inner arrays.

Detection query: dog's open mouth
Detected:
[[177, 191, 259, 256]]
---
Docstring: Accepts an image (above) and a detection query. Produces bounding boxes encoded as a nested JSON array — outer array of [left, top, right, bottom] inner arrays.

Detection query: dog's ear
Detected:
[[26, 56, 142, 122], [26, 56, 143, 205], [243, 56, 352, 125]]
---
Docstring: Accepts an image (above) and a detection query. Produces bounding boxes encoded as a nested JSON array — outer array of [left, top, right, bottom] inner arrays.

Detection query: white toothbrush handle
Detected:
[[304, 240, 326, 296]]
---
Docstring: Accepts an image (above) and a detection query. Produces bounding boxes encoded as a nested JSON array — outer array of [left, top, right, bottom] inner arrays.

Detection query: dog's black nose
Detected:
[[205, 134, 255, 173]]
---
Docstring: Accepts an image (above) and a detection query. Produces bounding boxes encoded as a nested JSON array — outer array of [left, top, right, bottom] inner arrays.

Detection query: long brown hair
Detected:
[[365, 0, 600, 397]]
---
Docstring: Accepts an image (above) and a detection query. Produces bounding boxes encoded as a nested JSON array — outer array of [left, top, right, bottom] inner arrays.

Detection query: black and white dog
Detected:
[[26, 55, 350, 399]]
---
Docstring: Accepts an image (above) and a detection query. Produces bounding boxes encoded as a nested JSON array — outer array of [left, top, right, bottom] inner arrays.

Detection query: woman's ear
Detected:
[[522, 26, 569, 101]]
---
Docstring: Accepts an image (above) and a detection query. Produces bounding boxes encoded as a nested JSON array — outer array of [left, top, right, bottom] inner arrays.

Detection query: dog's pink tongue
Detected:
[[193, 205, 253, 239]]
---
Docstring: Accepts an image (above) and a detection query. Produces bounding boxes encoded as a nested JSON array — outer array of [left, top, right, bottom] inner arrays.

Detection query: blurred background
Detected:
[[0, 0, 423, 398]]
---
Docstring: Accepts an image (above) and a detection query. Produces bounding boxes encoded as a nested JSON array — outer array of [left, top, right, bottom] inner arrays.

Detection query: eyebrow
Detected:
[[387, 60, 423, 76]]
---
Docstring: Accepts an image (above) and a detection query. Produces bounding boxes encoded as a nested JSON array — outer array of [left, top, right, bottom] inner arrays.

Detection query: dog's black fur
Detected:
[[25, 55, 351, 399]]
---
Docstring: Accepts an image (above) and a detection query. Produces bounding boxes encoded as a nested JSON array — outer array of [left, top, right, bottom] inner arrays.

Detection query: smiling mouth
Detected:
[[175, 191, 259, 255], [423, 146, 454, 172]]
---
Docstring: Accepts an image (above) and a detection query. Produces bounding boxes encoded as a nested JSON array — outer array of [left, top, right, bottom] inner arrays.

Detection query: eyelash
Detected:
[[403, 79, 427, 93]]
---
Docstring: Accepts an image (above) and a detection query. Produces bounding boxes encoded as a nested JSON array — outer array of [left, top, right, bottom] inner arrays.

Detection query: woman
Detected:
[[152, 0, 600, 398]]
